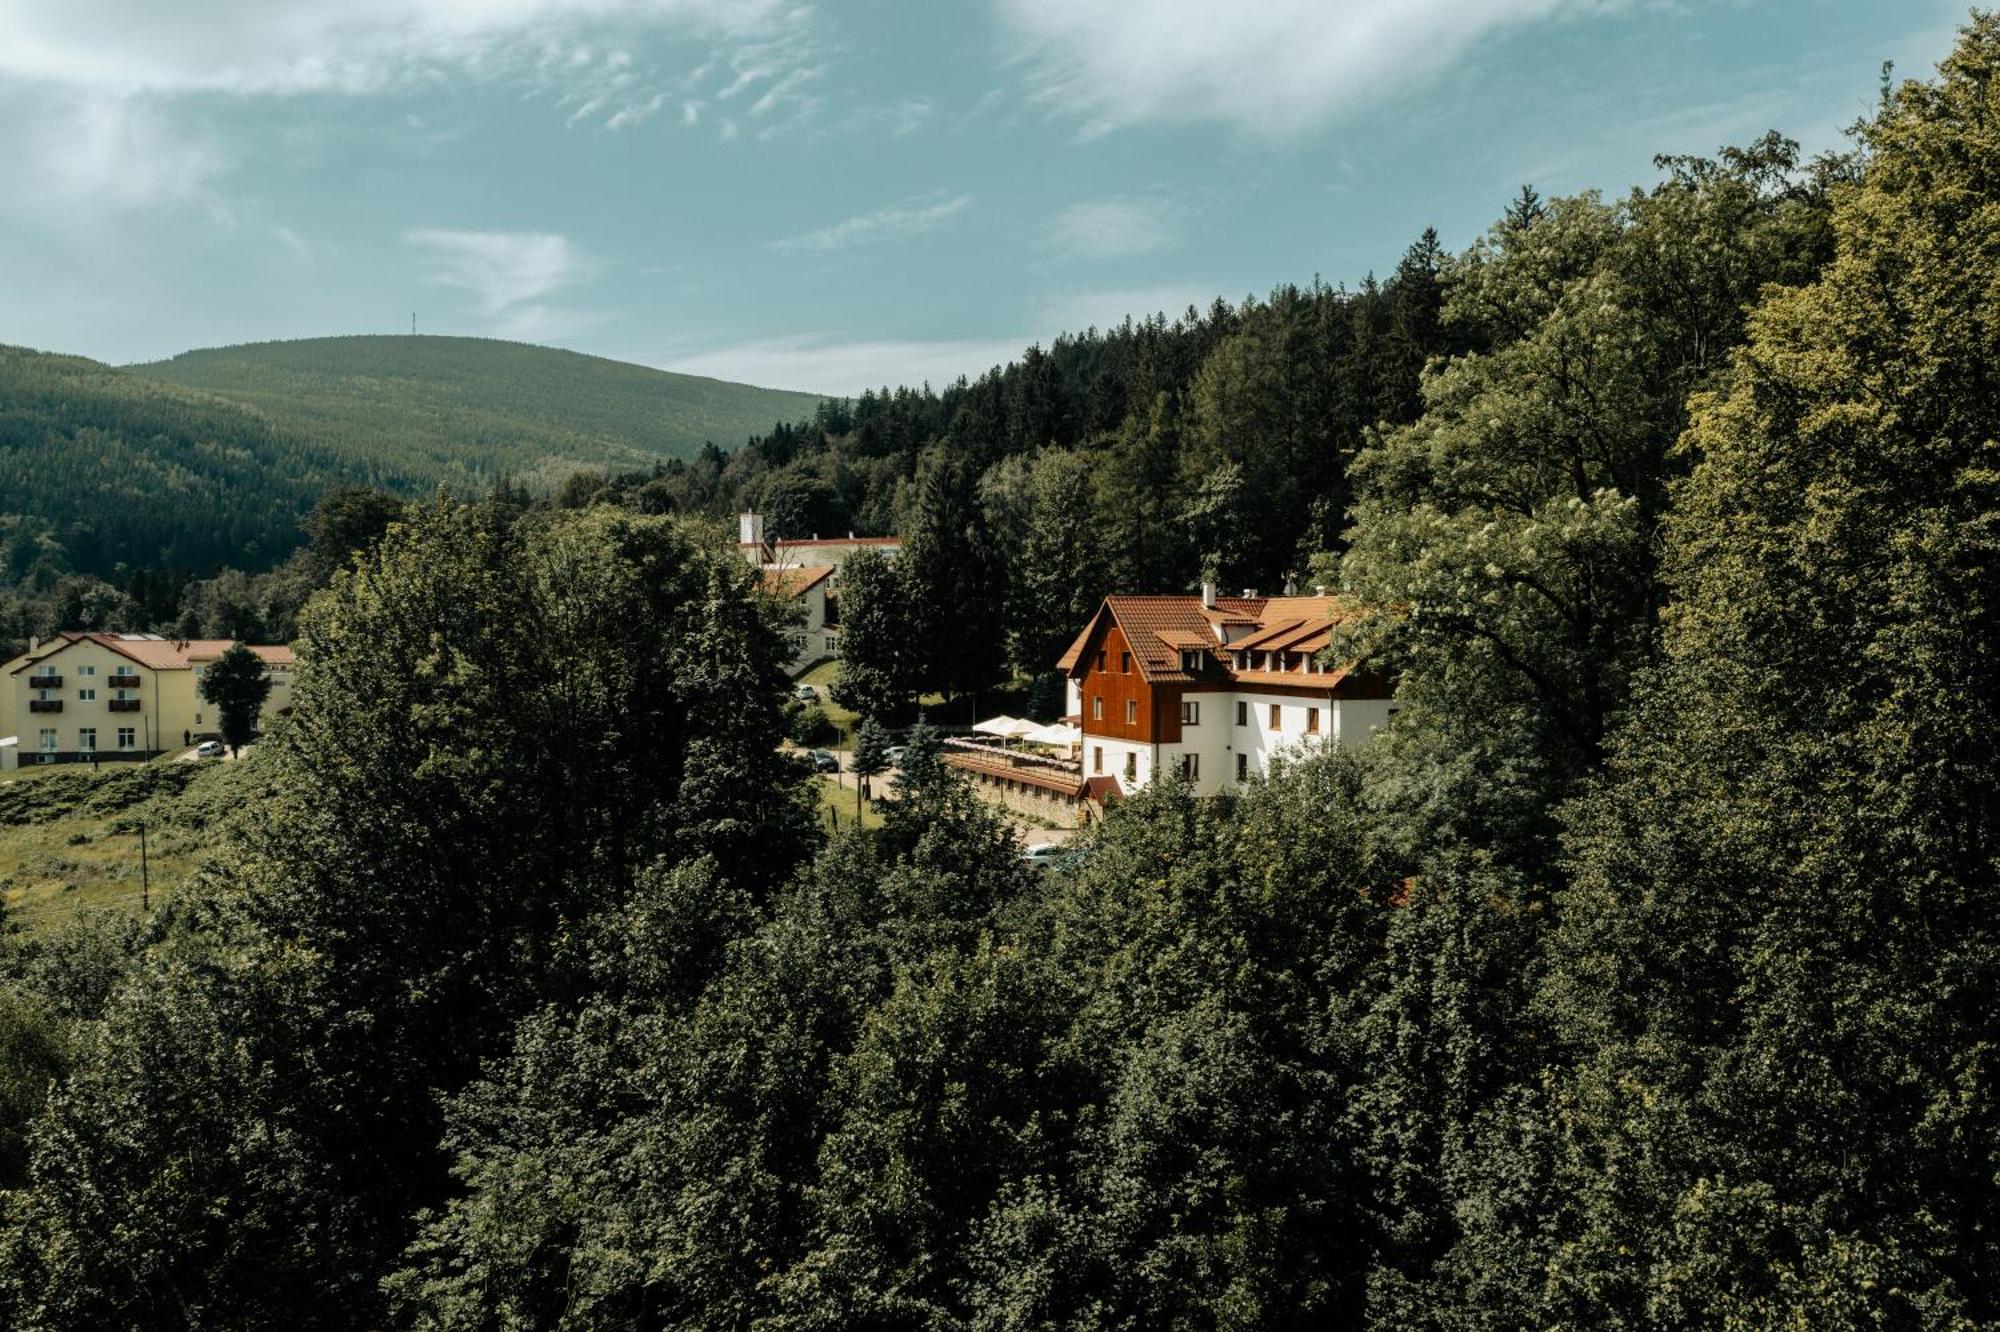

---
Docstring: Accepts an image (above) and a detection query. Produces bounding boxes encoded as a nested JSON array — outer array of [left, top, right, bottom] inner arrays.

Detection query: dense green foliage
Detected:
[[0, 345, 347, 577], [135, 336, 825, 494], [2, 20, 1998, 1330]]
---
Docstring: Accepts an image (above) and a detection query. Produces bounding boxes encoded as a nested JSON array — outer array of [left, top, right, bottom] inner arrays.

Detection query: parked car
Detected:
[[807, 749, 840, 773], [195, 740, 225, 758], [1020, 842, 1071, 871], [883, 745, 910, 767], [794, 684, 819, 702]]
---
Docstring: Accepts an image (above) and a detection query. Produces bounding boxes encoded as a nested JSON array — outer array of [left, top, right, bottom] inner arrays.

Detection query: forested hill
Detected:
[[132, 335, 824, 493], [0, 344, 348, 577]]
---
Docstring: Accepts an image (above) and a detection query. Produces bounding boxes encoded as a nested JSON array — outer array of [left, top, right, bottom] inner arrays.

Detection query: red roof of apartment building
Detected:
[[7, 632, 295, 675]]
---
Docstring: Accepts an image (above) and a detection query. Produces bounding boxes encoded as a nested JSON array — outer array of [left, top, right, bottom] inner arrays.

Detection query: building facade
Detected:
[[739, 512, 902, 676], [2, 632, 296, 769], [1057, 587, 1395, 797]]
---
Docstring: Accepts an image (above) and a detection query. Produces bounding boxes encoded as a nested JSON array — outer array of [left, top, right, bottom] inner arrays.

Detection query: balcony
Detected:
[[27, 674, 60, 689], [28, 699, 62, 713], [108, 698, 142, 712], [109, 674, 142, 689]]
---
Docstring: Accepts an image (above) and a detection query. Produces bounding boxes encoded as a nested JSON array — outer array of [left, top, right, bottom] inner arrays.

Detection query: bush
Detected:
[[787, 704, 838, 748]]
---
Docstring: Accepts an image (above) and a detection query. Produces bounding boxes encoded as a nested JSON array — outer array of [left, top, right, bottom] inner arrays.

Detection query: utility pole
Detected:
[[412, 311, 417, 335], [139, 821, 150, 912]]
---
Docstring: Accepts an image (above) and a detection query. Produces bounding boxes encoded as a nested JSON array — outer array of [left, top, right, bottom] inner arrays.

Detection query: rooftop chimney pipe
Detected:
[[1200, 580, 1217, 609]]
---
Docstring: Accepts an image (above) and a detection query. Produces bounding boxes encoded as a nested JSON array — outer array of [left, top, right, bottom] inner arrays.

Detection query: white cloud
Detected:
[[407, 229, 591, 314], [0, 1, 822, 143], [666, 334, 1030, 395], [0, 90, 231, 222], [0, 1, 787, 99], [773, 192, 973, 253], [994, 0, 1618, 140], [839, 98, 935, 137], [1047, 198, 1177, 259], [271, 225, 312, 259]]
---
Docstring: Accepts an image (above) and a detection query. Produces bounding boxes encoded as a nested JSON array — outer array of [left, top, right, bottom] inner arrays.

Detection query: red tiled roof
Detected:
[[761, 565, 836, 598], [9, 633, 295, 674], [739, 536, 901, 549], [1094, 596, 1264, 683], [1057, 593, 1364, 687]]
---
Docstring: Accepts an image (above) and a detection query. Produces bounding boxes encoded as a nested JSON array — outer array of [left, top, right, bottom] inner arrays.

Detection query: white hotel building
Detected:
[[1057, 585, 1396, 798]]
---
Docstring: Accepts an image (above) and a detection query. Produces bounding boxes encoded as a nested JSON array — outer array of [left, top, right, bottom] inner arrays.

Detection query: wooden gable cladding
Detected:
[[1077, 622, 1183, 744]]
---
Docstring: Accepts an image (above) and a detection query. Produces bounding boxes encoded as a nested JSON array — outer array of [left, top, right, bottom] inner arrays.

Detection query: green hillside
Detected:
[[131, 335, 824, 493], [0, 344, 346, 575]]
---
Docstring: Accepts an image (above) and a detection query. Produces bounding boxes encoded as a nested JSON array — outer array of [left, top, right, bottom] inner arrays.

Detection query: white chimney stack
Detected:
[[1200, 580, 1217, 609], [739, 512, 764, 546]]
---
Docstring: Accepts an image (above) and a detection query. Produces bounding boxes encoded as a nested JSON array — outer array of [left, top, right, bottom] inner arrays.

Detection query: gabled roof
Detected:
[[1057, 595, 1266, 684], [8, 633, 295, 675], [761, 565, 836, 599], [1058, 593, 1365, 687]]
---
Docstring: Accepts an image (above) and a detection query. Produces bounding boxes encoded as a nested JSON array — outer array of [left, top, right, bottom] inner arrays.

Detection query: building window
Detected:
[[38, 729, 56, 753], [1269, 704, 1282, 730], [1306, 707, 1320, 735], [1123, 752, 1137, 781], [1235, 700, 1248, 726], [1180, 700, 1200, 726], [1121, 651, 1131, 674], [77, 665, 95, 677], [1125, 699, 1137, 725], [1181, 650, 1201, 672], [77, 688, 96, 701], [1093, 746, 1104, 774], [1096, 650, 1106, 671], [1092, 696, 1103, 721], [78, 728, 96, 752], [117, 728, 136, 750], [1236, 753, 1248, 782], [1178, 752, 1199, 780]]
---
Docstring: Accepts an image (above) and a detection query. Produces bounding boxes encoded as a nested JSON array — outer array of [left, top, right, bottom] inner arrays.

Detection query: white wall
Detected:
[[1074, 689, 1400, 798]]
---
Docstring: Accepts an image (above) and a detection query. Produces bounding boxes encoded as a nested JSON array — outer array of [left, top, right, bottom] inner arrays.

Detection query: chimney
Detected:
[[738, 512, 764, 546], [1313, 584, 1328, 596], [1242, 588, 1258, 599], [1200, 580, 1217, 609], [28, 635, 38, 653], [1282, 575, 1298, 596]]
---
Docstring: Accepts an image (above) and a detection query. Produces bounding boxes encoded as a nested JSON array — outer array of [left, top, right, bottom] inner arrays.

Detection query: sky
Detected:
[[0, 0, 1967, 396]]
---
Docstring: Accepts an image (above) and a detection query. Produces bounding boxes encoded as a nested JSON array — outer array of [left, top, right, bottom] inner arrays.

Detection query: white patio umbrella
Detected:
[[972, 715, 1040, 744], [1023, 721, 1082, 748]]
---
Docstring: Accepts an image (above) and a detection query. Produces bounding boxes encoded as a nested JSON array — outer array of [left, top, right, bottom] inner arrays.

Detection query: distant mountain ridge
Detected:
[[131, 335, 824, 493], [0, 336, 822, 579]]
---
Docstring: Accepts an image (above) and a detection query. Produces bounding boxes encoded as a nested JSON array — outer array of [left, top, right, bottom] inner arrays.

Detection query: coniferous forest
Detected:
[[2, 19, 1999, 1330]]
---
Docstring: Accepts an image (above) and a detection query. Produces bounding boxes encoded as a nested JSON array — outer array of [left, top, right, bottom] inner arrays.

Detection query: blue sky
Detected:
[[0, 1, 1964, 395]]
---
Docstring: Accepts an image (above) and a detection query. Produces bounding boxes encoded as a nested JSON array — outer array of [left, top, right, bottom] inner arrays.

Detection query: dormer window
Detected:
[[1180, 649, 1201, 672]]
